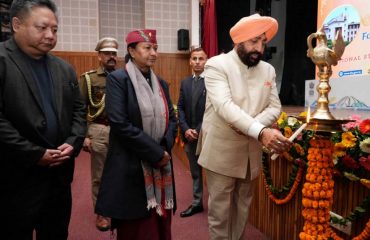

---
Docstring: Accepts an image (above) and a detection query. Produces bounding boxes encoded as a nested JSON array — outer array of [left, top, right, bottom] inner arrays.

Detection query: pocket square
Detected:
[[264, 81, 272, 88]]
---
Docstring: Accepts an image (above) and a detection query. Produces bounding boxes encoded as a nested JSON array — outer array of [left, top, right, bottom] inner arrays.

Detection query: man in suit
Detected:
[[197, 14, 292, 240], [79, 37, 118, 231], [177, 47, 207, 217], [0, 0, 86, 239]]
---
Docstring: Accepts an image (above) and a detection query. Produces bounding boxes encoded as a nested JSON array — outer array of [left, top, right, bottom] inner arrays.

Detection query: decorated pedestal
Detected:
[[298, 28, 369, 240]]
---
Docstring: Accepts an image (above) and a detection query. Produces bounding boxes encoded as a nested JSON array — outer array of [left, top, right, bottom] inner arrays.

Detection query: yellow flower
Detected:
[[284, 126, 293, 138], [299, 111, 307, 118], [360, 138, 370, 153], [277, 111, 287, 125], [333, 142, 346, 158], [341, 132, 357, 148]]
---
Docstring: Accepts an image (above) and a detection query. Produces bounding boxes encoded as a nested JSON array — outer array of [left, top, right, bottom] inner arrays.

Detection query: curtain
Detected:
[[202, 0, 218, 57], [279, 1, 317, 105]]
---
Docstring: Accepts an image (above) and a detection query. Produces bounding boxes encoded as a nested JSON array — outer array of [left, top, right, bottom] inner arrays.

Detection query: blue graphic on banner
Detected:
[[338, 70, 362, 77]]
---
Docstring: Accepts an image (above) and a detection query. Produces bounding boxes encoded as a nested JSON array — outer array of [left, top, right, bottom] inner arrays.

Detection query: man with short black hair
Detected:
[[0, 0, 86, 239], [177, 47, 207, 217]]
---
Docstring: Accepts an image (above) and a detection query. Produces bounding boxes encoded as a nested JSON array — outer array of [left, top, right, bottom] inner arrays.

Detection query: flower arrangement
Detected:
[[330, 115, 370, 226], [332, 115, 370, 180], [276, 111, 313, 163], [273, 112, 370, 181], [264, 112, 370, 238]]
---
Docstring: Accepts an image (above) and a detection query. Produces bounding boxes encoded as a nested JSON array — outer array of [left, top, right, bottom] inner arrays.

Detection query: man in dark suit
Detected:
[[177, 47, 208, 217], [0, 1, 86, 239]]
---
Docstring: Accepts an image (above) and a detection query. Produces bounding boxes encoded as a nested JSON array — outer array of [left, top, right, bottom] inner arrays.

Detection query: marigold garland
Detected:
[[352, 218, 370, 240], [262, 153, 305, 205], [299, 137, 336, 240]]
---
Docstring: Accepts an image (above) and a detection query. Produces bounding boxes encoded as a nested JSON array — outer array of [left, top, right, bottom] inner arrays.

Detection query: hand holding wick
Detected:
[[260, 128, 292, 155], [270, 123, 308, 160], [270, 107, 310, 160]]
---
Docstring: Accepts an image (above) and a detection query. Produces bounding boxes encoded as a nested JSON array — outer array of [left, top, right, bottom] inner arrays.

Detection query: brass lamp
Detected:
[[305, 27, 352, 132]]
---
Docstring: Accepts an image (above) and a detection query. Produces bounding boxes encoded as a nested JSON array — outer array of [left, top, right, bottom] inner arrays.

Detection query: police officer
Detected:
[[79, 37, 118, 231]]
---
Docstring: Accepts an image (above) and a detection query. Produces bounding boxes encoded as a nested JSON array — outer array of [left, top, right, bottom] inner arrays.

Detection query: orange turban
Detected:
[[230, 14, 278, 44]]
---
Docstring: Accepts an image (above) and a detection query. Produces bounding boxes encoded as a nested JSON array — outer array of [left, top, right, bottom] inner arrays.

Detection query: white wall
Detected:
[[53, 0, 192, 54]]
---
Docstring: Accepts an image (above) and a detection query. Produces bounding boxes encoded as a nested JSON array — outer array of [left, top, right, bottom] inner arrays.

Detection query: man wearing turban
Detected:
[[197, 14, 292, 239]]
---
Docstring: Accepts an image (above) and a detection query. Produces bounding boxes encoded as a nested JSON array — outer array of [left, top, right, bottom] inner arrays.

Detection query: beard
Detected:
[[236, 44, 263, 67]]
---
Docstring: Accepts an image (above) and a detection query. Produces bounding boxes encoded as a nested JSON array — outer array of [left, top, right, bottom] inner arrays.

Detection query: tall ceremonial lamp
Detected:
[[299, 28, 353, 240]]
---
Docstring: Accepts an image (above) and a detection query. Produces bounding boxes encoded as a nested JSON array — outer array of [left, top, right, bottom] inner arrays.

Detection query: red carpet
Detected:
[[68, 151, 268, 240]]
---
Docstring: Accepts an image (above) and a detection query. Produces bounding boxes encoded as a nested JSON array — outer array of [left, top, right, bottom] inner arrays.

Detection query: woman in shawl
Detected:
[[95, 29, 177, 240]]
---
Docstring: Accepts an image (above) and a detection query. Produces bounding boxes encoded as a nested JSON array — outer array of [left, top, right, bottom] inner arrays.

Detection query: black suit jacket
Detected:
[[95, 69, 177, 220], [177, 76, 206, 142], [0, 38, 86, 188]]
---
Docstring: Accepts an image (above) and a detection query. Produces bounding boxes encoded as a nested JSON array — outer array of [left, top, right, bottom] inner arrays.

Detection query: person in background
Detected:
[[95, 29, 177, 240], [177, 46, 207, 218], [197, 14, 292, 240], [0, 0, 86, 239], [79, 37, 118, 231]]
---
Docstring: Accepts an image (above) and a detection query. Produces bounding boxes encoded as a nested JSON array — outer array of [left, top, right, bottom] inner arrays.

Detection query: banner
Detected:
[[318, 0, 370, 78], [305, 1, 370, 110]]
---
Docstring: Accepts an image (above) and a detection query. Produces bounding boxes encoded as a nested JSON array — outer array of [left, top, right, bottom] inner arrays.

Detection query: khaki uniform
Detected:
[[79, 66, 110, 207]]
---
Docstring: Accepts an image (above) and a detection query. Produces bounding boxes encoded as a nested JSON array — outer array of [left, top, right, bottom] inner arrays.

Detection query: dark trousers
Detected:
[[117, 209, 172, 240], [185, 141, 203, 207], [2, 175, 72, 240]]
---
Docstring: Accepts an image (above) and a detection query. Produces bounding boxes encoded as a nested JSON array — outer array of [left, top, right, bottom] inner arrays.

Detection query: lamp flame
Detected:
[[306, 106, 311, 123]]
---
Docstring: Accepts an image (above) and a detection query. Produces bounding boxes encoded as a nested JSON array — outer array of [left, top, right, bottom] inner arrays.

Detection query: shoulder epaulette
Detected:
[[82, 69, 97, 76]]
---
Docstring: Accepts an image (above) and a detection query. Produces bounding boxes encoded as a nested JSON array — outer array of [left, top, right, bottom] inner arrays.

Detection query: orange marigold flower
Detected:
[[310, 138, 319, 148], [284, 126, 293, 138], [319, 191, 326, 198], [359, 119, 370, 134], [341, 131, 357, 148], [316, 175, 324, 183], [295, 143, 305, 156], [321, 182, 329, 190], [322, 148, 333, 156], [313, 191, 320, 199]]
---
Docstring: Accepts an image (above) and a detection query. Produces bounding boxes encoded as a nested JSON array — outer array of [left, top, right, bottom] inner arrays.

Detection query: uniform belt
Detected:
[[92, 118, 109, 126]]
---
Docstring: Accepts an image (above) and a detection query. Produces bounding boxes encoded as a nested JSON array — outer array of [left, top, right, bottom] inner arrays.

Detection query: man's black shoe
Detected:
[[180, 205, 204, 217]]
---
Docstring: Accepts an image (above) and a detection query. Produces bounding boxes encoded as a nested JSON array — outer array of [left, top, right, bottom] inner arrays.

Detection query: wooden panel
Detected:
[[52, 51, 191, 104], [152, 53, 192, 104]]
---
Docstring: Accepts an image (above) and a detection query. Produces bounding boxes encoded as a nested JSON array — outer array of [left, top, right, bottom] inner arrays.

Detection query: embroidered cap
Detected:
[[230, 14, 278, 44], [126, 29, 157, 45], [95, 37, 118, 52]]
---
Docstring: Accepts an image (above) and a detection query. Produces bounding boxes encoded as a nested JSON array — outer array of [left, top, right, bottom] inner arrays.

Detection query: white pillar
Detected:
[[191, 0, 200, 47]]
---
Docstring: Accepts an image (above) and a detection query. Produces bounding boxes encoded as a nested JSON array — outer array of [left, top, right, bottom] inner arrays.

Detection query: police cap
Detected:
[[95, 37, 118, 52]]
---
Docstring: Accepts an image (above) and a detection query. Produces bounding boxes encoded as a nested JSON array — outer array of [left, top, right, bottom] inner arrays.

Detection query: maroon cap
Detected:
[[126, 29, 157, 45]]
